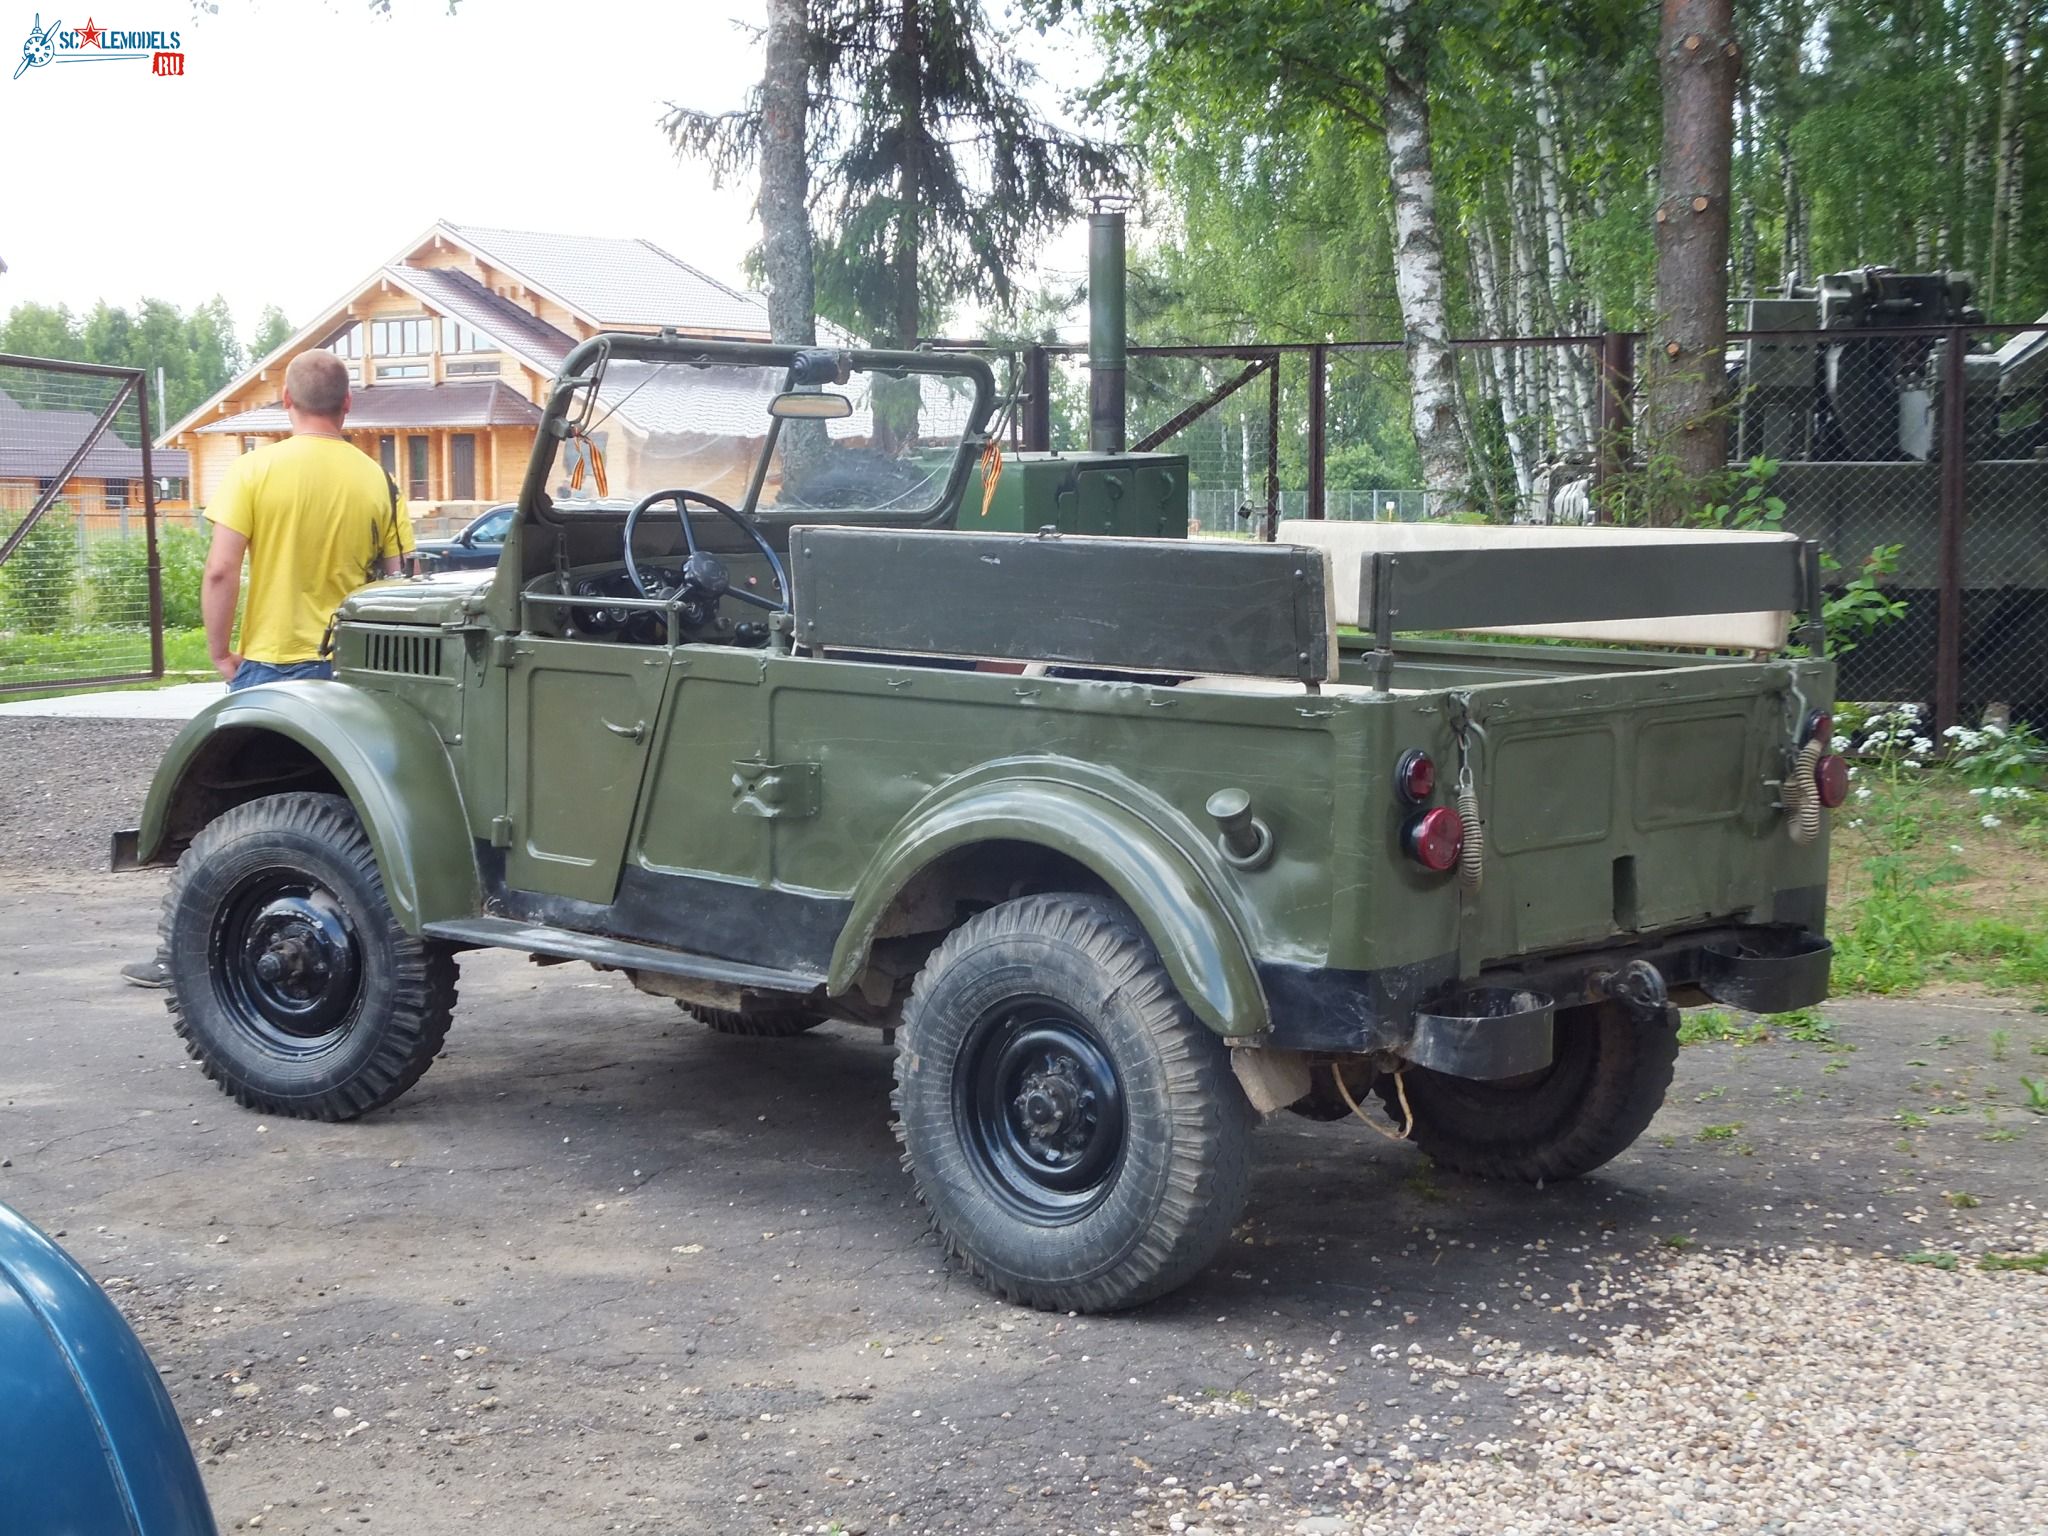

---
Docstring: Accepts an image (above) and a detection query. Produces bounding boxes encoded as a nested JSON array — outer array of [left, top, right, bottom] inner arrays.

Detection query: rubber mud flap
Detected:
[[1405, 987, 1555, 1080], [1698, 932, 1832, 1013]]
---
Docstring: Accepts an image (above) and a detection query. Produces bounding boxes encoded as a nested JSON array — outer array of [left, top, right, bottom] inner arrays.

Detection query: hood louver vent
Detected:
[[363, 632, 444, 677]]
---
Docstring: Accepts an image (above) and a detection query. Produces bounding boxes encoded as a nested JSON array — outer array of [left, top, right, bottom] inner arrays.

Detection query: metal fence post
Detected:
[[1595, 331, 1635, 522], [1306, 343, 1327, 520], [1936, 326, 1966, 733], [1265, 352, 1280, 540], [1021, 345, 1051, 452], [139, 372, 165, 680]]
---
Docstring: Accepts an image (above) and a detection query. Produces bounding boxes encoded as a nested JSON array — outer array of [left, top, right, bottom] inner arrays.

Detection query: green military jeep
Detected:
[[119, 334, 1843, 1312]]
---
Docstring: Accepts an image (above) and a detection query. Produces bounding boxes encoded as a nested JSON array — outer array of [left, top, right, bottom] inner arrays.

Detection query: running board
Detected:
[[420, 917, 825, 995]]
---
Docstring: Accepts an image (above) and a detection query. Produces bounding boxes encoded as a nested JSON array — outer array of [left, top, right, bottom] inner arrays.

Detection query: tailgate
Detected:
[[1463, 660, 1823, 962]]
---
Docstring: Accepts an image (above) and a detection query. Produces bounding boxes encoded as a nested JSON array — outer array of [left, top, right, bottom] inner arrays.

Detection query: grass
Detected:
[[0, 626, 213, 700], [1827, 762, 2048, 1004], [1696, 1123, 1741, 1142]]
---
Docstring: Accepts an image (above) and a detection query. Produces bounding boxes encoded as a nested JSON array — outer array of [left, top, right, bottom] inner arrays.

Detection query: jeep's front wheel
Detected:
[[161, 792, 458, 1121], [893, 894, 1253, 1312]]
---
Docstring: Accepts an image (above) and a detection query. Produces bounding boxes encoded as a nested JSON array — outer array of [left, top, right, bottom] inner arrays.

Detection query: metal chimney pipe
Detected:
[[1088, 205, 1127, 453]]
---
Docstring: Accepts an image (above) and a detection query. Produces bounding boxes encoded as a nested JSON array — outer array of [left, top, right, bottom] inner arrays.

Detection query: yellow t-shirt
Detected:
[[206, 436, 415, 664]]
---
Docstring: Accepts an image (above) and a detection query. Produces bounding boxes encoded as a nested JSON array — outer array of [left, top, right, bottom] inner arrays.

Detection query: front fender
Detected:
[[132, 682, 478, 933], [830, 769, 1269, 1038]]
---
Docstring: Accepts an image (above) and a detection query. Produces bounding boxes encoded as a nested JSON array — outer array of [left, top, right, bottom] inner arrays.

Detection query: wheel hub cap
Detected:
[[218, 882, 362, 1041], [961, 1007, 1127, 1222]]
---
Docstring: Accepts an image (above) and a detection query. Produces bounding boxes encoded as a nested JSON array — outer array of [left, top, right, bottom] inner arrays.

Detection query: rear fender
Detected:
[[129, 681, 478, 932], [830, 763, 1269, 1038]]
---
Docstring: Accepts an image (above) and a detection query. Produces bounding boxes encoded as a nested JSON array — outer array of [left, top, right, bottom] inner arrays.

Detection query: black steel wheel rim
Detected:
[[210, 868, 364, 1052], [957, 999, 1126, 1223]]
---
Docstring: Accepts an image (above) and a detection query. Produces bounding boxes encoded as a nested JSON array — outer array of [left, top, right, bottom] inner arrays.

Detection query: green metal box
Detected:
[[963, 451, 1190, 538]]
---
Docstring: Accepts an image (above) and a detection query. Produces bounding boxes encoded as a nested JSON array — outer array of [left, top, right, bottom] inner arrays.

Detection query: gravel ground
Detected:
[[4, 718, 2046, 1535], [0, 717, 179, 875], [1157, 1241, 2048, 1534]]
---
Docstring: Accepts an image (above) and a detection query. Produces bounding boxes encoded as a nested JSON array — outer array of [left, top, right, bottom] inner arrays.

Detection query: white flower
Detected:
[[1849, 818, 1865, 828], [1831, 735, 1850, 753], [1981, 814, 2003, 830], [1950, 843, 1965, 854], [1854, 787, 1874, 802], [1943, 725, 1965, 739], [1970, 786, 1989, 796], [1910, 737, 1933, 756]]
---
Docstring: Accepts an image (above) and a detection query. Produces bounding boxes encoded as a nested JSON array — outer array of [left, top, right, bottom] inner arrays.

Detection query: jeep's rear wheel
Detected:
[[162, 792, 458, 1121], [893, 894, 1253, 1312], [1377, 1000, 1679, 1182], [679, 1002, 825, 1038]]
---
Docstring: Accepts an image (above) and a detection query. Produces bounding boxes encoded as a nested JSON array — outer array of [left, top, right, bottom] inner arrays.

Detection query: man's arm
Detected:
[[202, 523, 250, 682]]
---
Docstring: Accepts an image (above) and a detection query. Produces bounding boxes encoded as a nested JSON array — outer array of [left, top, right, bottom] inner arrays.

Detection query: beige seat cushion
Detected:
[[1275, 519, 1795, 651]]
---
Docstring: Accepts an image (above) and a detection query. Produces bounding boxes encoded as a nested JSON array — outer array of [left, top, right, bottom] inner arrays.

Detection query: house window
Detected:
[[240, 437, 257, 454], [441, 317, 499, 354], [406, 436, 430, 501], [372, 317, 432, 356], [106, 479, 130, 511], [445, 359, 501, 377], [376, 363, 429, 381], [326, 323, 363, 358], [378, 435, 397, 477]]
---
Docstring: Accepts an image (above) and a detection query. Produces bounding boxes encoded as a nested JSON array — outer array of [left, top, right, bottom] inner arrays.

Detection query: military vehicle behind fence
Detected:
[[117, 333, 1845, 1312]]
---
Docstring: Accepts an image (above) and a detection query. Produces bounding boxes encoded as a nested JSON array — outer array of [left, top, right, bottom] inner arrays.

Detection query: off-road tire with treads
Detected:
[[1378, 1000, 1679, 1183], [893, 893, 1254, 1312], [161, 792, 458, 1121], [679, 1003, 825, 1038]]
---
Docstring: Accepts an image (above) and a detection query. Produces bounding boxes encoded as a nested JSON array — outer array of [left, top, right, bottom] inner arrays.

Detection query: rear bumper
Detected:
[[1261, 908, 1832, 1078]]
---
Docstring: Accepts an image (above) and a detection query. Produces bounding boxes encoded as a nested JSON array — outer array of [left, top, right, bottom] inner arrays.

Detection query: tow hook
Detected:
[[1595, 958, 1668, 1012]]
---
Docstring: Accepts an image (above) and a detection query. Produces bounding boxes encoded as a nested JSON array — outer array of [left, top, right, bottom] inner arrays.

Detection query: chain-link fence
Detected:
[[0, 355, 168, 694]]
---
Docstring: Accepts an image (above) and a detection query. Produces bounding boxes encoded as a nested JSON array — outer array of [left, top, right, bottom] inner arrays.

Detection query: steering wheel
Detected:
[[621, 489, 790, 623]]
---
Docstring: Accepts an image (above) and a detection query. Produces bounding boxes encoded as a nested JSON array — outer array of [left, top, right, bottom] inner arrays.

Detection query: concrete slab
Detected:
[[0, 680, 225, 720]]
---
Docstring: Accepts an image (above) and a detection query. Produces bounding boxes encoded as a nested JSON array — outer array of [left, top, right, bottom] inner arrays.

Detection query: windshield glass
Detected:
[[544, 355, 983, 520]]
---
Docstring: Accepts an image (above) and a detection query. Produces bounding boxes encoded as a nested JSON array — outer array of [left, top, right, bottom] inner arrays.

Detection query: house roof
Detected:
[[447, 224, 771, 334], [385, 265, 578, 370], [195, 382, 543, 435], [0, 388, 190, 482]]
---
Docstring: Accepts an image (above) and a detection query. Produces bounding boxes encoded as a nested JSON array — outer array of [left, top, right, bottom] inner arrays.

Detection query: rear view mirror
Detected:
[[769, 390, 853, 421]]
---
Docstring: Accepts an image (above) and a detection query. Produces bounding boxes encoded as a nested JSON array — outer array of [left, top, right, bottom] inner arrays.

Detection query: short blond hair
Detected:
[[285, 350, 351, 419]]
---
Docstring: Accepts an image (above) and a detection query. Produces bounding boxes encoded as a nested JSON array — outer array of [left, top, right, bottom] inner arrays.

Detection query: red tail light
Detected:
[[1806, 709, 1833, 746], [1814, 753, 1849, 808], [1396, 749, 1435, 804], [1404, 806, 1464, 872]]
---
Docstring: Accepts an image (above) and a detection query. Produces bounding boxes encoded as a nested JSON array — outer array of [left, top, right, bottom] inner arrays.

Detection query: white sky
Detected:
[[0, 0, 1109, 345]]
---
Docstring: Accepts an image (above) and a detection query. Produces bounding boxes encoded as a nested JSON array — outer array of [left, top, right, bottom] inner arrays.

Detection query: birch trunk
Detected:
[[1531, 60, 1592, 457], [1989, 0, 2032, 309], [1470, 216, 1534, 509], [759, 0, 815, 347], [1648, 0, 1740, 522], [1382, 0, 1471, 513], [1512, 150, 1549, 461]]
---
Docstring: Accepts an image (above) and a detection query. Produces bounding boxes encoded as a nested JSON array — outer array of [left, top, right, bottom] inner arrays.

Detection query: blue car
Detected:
[[0, 1201, 218, 1535], [413, 503, 515, 573]]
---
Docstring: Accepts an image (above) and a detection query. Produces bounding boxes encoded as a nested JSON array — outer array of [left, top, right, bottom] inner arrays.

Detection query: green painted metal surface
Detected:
[[965, 451, 1189, 538]]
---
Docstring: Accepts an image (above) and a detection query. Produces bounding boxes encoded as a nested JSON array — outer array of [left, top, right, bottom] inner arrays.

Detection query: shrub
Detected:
[[84, 520, 208, 630], [0, 506, 81, 633]]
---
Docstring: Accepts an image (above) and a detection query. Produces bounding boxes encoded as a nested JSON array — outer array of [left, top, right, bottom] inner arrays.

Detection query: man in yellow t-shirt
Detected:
[[202, 348, 414, 688], [121, 351, 412, 988]]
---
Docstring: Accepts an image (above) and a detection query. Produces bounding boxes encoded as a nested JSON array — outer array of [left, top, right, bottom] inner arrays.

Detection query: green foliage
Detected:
[[1, 296, 251, 425], [1677, 1009, 1768, 1045], [1696, 1123, 1741, 1142], [0, 508, 79, 633], [83, 522, 208, 631]]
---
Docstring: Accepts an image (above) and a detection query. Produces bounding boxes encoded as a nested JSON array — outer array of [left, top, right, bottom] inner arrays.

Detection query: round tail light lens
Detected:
[[1806, 709, 1833, 746], [1814, 753, 1849, 809], [1396, 749, 1435, 804], [1404, 806, 1464, 872]]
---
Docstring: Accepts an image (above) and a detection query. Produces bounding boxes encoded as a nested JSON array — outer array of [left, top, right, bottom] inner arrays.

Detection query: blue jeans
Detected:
[[229, 659, 333, 691]]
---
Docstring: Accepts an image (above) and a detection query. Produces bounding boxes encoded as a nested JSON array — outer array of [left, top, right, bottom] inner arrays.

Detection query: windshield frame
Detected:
[[521, 333, 998, 531]]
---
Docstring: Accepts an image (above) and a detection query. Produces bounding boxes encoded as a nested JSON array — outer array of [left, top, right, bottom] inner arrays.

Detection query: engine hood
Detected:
[[339, 570, 492, 627]]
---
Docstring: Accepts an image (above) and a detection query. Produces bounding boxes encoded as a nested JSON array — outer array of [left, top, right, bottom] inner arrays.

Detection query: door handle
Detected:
[[601, 717, 646, 743]]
